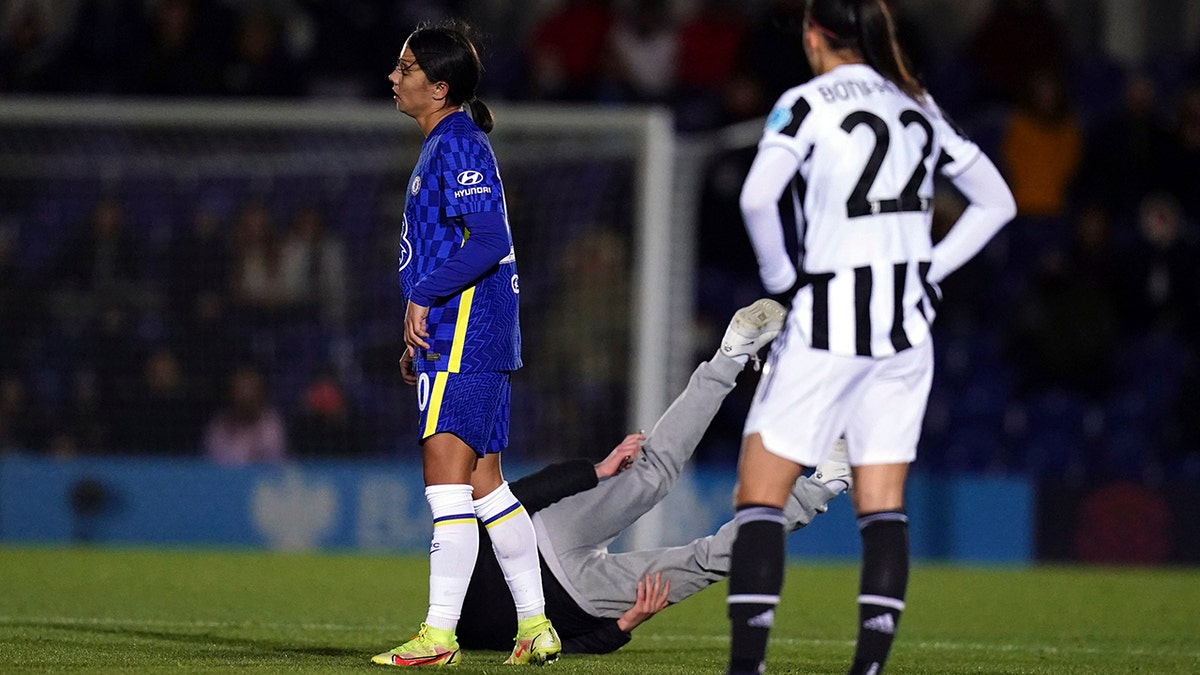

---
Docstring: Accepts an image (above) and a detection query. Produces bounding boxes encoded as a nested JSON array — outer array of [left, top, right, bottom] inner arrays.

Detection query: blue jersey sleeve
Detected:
[[408, 210, 511, 307], [440, 134, 505, 217]]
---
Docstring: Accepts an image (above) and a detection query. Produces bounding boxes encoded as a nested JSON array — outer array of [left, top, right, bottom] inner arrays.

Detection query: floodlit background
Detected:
[[0, 0, 1198, 564]]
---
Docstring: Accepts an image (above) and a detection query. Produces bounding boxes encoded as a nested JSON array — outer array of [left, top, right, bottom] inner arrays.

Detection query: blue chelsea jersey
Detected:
[[399, 112, 522, 373]]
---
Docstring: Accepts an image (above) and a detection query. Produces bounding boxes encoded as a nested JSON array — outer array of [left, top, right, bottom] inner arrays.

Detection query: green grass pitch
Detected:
[[1, 546, 1196, 673]]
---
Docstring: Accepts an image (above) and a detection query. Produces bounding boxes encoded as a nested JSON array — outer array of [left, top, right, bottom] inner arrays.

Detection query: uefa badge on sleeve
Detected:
[[765, 106, 793, 133], [411, 176, 421, 195]]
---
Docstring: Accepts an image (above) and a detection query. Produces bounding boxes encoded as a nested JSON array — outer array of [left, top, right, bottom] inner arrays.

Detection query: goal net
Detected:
[[0, 99, 683, 464]]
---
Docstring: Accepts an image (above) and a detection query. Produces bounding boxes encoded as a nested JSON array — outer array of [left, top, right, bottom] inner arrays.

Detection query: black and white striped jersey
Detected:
[[741, 63, 1015, 359]]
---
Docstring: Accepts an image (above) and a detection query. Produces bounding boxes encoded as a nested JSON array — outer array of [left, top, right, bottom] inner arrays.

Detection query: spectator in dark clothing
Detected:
[[0, 372, 50, 454], [222, 7, 301, 97], [456, 335, 845, 654], [51, 197, 142, 309], [0, 226, 43, 371], [117, 346, 204, 455], [740, 0, 812, 113], [1073, 73, 1175, 222], [1162, 86, 1200, 224], [303, 2, 382, 96], [966, 0, 1067, 106], [61, 375, 109, 455], [172, 290, 252, 416], [71, 303, 145, 447], [62, 305, 144, 456], [168, 204, 230, 323], [1120, 192, 1199, 340], [288, 371, 368, 458], [59, 0, 144, 94], [1170, 362, 1200, 471], [0, 0, 73, 92], [1070, 205, 1127, 307], [136, 0, 224, 96], [1006, 208, 1121, 399]]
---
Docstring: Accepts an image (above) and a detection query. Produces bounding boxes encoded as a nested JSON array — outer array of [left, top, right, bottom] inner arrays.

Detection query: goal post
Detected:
[[0, 97, 684, 462]]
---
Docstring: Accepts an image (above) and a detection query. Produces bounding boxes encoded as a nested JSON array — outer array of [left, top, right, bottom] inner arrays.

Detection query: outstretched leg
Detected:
[[536, 299, 788, 553], [536, 352, 744, 550]]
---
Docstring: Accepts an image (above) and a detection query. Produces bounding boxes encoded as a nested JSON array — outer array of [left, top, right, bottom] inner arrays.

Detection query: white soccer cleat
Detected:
[[812, 437, 852, 495], [721, 298, 787, 369]]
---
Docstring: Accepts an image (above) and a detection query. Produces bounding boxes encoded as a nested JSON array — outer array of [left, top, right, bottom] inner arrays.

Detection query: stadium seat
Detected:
[[939, 422, 1007, 474], [1013, 390, 1088, 476]]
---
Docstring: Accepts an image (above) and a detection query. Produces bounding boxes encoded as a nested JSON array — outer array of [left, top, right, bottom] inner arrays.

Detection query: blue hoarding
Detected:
[[0, 455, 1032, 562]]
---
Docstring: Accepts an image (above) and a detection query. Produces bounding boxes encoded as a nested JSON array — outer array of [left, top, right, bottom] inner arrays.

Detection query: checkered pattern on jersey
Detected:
[[436, 115, 505, 219], [417, 370, 511, 455], [400, 112, 521, 374]]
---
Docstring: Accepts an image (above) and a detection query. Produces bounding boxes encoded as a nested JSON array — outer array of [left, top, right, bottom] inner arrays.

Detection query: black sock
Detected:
[[849, 510, 909, 675], [727, 505, 786, 675]]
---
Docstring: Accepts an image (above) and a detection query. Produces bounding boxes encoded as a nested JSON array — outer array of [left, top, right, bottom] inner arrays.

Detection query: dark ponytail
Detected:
[[807, 0, 925, 101], [463, 98, 494, 134], [405, 20, 496, 133]]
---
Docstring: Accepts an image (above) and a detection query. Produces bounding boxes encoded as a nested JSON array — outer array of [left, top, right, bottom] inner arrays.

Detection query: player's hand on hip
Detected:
[[616, 572, 671, 632], [399, 348, 418, 386], [404, 300, 431, 350]]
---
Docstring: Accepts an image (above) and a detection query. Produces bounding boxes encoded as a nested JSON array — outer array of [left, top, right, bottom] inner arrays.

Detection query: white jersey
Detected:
[[743, 63, 990, 359]]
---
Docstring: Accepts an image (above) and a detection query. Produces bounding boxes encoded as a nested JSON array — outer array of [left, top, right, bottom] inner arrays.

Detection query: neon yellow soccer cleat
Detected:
[[371, 623, 461, 667], [504, 615, 561, 665]]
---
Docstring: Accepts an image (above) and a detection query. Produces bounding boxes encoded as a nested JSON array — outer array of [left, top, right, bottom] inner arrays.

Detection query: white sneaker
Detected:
[[812, 437, 852, 494], [721, 299, 787, 369]]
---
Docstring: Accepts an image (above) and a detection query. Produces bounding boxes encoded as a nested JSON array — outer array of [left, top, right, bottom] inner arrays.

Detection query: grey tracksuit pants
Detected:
[[533, 353, 836, 619]]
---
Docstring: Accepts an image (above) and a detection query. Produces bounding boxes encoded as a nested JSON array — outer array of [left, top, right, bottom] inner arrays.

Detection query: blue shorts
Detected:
[[415, 370, 511, 457]]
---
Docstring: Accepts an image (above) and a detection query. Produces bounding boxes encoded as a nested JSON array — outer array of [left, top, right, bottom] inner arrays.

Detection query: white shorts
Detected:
[[743, 332, 933, 467]]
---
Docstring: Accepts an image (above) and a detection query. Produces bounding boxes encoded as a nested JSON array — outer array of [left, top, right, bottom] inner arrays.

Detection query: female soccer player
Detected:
[[372, 22, 560, 667], [725, 2, 1016, 674]]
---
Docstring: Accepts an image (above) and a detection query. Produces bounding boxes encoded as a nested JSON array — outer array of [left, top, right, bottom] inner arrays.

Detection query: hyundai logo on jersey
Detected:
[[457, 170, 484, 186]]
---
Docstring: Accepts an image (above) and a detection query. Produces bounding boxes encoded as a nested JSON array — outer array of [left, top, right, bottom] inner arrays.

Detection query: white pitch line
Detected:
[[0, 615, 387, 633], [639, 633, 1200, 659], [3, 616, 1197, 661]]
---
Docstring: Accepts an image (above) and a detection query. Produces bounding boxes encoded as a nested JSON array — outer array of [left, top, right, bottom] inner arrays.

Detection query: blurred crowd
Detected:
[[0, 194, 371, 465], [2, 0, 1200, 479], [0, 0, 1047, 130]]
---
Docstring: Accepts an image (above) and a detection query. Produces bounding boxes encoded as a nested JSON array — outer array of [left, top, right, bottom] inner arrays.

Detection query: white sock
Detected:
[[424, 484, 479, 632], [473, 482, 546, 620]]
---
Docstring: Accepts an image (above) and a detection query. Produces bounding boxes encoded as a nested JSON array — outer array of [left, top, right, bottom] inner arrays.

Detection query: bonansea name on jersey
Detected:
[[757, 64, 982, 358]]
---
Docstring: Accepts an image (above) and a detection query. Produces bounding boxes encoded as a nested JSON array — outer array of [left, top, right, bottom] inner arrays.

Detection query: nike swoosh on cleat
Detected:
[[392, 652, 454, 666]]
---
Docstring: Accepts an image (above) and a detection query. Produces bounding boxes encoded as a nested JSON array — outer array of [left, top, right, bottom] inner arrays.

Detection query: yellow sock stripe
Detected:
[[432, 516, 478, 527], [482, 503, 526, 529], [448, 285, 475, 373], [422, 372, 449, 437]]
